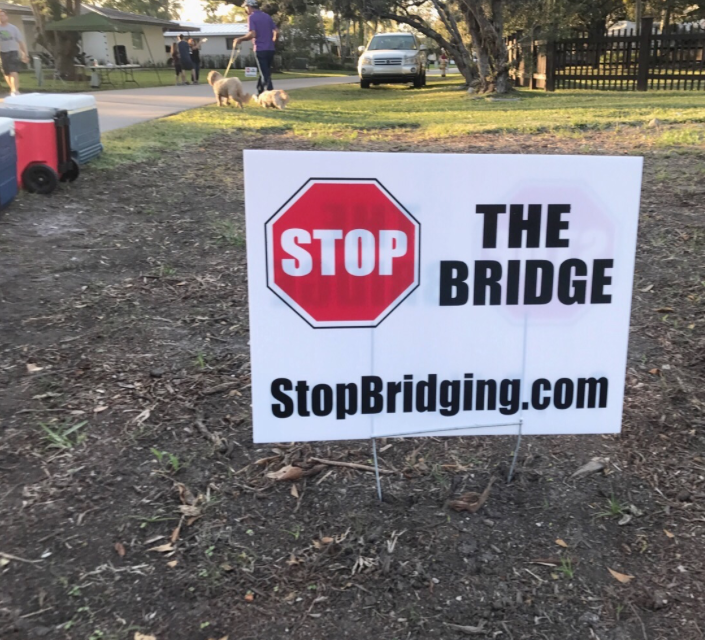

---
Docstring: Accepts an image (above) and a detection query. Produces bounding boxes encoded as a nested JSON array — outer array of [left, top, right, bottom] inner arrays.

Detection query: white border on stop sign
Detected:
[[244, 150, 642, 444]]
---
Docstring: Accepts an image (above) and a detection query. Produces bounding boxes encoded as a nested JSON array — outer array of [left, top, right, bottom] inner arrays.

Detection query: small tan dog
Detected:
[[207, 70, 251, 108], [253, 90, 290, 110]]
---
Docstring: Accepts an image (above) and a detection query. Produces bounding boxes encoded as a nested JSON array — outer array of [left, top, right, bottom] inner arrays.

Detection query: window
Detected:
[[226, 37, 235, 50], [368, 35, 417, 51], [132, 32, 143, 50]]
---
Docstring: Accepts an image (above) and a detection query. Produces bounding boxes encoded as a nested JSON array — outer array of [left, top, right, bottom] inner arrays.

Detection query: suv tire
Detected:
[[413, 75, 423, 89], [360, 79, 371, 89]]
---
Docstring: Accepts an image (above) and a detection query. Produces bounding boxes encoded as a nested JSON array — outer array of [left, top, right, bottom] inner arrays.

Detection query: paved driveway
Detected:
[[90, 75, 356, 132]]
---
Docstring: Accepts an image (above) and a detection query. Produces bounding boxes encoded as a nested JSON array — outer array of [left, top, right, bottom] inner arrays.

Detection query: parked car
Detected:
[[357, 33, 426, 89]]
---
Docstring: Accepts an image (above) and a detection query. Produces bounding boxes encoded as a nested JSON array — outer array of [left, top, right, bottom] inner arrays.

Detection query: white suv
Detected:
[[358, 33, 427, 89]]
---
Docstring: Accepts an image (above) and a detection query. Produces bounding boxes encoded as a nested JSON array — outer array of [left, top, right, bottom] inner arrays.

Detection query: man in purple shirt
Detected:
[[234, 0, 278, 95]]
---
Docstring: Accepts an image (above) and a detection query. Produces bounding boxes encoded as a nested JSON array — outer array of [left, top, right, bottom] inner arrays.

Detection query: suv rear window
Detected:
[[368, 35, 417, 51]]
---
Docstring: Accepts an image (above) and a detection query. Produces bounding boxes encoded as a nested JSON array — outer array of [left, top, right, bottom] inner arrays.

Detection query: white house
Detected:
[[164, 23, 253, 63], [6, 2, 192, 66], [79, 5, 193, 65]]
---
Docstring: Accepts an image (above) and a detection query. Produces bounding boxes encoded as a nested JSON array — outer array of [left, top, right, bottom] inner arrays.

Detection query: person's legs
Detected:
[[175, 63, 182, 84], [9, 71, 18, 93], [1, 52, 20, 94], [263, 50, 274, 91], [193, 63, 199, 83], [256, 50, 274, 93]]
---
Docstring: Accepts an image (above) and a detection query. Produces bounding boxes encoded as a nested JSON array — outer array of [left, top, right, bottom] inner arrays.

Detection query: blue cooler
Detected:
[[3, 93, 102, 165], [0, 117, 18, 209]]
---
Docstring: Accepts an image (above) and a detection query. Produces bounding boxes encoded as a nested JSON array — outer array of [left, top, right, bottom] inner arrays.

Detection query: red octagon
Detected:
[[266, 179, 420, 328]]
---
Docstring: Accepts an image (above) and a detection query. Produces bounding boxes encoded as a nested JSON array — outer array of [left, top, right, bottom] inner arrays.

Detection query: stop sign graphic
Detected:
[[265, 179, 420, 328]]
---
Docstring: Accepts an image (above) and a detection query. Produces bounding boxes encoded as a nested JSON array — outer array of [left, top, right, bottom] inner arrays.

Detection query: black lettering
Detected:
[[473, 261, 502, 305], [476, 204, 506, 248], [311, 384, 333, 417], [476, 379, 497, 410], [403, 375, 413, 413], [295, 380, 310, 417], [508, 204, 541, 249], [546, 204, 571, 248], [439, 380, 461, 416], [416, 374, 437, 413], [271, 378, 294, 418], [557, 259, 587, 304], [463, 374, 474, 410], [499, 379, 521, 415], [576, 377, 608, 409], [361, 376, 383, 414], [532, 379, 551, 410], [506, 260, 521, 305], [524, 260, 554, 305], [554, 378, 574, 409], [387, 381, 402, 413], [440, 261, 469, 306], [336, 383, 358, 420], [591, 259, 613, 304]]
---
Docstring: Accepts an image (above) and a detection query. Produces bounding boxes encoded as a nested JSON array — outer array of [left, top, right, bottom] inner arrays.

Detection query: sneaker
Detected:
[[10, 91, 19, 96]]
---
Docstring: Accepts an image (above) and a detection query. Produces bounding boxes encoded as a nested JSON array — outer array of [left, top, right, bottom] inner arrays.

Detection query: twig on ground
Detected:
[[0, 551, 43, 564], [309, 457, 394, 475]]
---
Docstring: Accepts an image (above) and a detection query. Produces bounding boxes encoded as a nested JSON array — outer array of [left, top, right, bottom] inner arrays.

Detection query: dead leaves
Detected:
[[266, 464, 325, 482], [555, 539, 569, 548], [26, 363, 43, 373], [114, 542, 126, 557], [608, 568, 635, 584], [571, 457, 608, 479], [148, 543, 175, 553], [448, 477, 495, 513]]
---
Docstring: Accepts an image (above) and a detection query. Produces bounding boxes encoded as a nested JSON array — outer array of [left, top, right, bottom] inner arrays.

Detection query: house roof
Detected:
[[164, 22, 246, 37], [82, 4, 195, 30], [0, 2, 33, 15]]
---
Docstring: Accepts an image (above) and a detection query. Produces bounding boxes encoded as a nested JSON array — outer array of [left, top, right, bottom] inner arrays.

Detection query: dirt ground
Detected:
[[1, 128, 704, 640]]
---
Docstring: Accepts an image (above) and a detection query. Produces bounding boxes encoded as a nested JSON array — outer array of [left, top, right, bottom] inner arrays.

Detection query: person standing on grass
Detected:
[[233, 0, 278, 96], [439, 49, 448, 77], [171, 39, 185, 85], [0, 10, 29, 96], [177, 34, 193, 85], [189, 38, 201, 84]]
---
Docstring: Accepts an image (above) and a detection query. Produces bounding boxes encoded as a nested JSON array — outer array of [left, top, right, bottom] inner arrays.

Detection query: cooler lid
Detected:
[[0, 117, 14, 136], [0, 105, 62, 120], [4, 93, 96, 110]]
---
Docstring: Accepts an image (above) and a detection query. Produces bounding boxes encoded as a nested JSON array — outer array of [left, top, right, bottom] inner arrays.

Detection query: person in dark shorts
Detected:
[[171, 40, 185, 85], [233, 0, 278, 96], [189, 37, 201, 84], [176, 34, 193, 84], [0, 9, 29, 96]]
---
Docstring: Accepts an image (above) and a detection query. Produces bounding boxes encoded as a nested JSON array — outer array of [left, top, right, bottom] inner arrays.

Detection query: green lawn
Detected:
[[98, 78, 705, 167], [11, 67, 353, 93]]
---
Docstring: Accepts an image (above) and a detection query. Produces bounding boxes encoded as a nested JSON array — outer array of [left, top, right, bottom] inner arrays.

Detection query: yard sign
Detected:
[[244, 67, 258, 77], [244, 151, 643, 444]]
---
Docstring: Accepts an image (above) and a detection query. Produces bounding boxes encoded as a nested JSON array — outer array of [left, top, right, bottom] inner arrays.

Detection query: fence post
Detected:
[[637, 17, 654, 91], [545, 39, 556, 91]]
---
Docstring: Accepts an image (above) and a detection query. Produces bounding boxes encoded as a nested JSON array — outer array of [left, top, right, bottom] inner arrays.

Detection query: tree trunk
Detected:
[[31, 0, 82, 80]]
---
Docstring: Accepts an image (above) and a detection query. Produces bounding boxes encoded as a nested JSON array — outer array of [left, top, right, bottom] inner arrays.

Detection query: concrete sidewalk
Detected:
[[92, 75, 356, 132]]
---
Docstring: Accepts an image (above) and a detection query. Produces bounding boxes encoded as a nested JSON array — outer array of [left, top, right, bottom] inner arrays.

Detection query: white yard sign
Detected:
[[244, 151, 643, 443], [244, 67, 258, 77]]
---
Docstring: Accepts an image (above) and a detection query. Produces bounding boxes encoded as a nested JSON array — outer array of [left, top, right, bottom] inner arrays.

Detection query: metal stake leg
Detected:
[[507, 418, 523, 484], [372, 437, 383, 501]]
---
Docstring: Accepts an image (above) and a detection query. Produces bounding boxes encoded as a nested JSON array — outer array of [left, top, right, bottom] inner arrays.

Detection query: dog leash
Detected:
[[224, 45, 240, 78]]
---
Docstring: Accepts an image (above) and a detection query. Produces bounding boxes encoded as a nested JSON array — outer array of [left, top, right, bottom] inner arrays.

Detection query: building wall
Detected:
[[82, 26, 169, 65]]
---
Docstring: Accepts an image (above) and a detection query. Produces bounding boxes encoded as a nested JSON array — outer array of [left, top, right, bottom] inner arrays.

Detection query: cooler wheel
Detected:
[[60, 160, 80, 183], [23, 164, 59, 195]]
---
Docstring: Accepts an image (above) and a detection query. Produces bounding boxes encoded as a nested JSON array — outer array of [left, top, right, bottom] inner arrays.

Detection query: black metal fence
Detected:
[[507, 17, 705, 91]]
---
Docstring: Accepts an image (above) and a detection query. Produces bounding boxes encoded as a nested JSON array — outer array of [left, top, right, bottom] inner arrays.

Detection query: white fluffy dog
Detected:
[[253, 90, 290, 110], [207, 70, 251, 108]]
